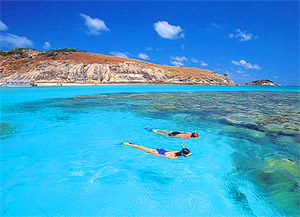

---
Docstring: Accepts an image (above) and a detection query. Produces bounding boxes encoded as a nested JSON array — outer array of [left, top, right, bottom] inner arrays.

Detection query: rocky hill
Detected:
[[0, 48, 235, 85], [244, 80, 280, 86]]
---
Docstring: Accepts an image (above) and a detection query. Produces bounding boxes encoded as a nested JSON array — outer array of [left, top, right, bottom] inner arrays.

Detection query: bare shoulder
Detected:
[[177, 134, 190, 139], [166, 151, 178, 159]]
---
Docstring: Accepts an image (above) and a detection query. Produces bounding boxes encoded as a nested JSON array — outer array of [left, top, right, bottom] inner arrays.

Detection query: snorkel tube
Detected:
[[180, 144, 192, 157]]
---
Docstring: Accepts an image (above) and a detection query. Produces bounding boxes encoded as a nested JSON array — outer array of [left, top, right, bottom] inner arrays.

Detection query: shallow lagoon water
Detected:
[[1, 85, 299, 216]]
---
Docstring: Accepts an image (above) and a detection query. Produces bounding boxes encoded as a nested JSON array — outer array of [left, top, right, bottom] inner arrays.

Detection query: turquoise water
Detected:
[[1, 85, 299, 216]]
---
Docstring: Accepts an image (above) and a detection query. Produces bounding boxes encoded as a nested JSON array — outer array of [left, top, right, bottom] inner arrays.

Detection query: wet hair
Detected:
[[182, 148, 190, 155], [175, 148, 190, 157], [191, 132, 199, 138]]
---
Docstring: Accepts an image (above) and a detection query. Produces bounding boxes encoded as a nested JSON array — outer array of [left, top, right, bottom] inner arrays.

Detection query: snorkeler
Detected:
[[123, 142, 192, 160], [145, 127, 199, 139]]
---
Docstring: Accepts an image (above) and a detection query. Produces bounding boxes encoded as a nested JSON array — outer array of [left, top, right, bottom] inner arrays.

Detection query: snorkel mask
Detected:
[[180, 144, 192, 157], [192, 130, 200, 139]]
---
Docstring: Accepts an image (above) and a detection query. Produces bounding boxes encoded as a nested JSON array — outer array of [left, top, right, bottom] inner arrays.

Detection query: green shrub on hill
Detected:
[[0, 48, 28, 58], [168, 68, 180, 72], [0, 50, 8, 56], [50, 48, 78, 52], [38, 48, 79, 57]]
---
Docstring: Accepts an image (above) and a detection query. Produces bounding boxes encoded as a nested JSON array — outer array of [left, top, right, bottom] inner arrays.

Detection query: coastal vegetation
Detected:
[[0, 48, 28, 58], [168, 68, 180, 72], [0, 48, 80, 58], [38, 48, 79, 57]]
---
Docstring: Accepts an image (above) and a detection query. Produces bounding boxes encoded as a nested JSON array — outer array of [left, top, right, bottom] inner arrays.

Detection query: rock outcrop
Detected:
[[2, 61, 171, 83], [244, 80, 280, 86], [0, 48, 235, 85], [0, 61, 235, 85]]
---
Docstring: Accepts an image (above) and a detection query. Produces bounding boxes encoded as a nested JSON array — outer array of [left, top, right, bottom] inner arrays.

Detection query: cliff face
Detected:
[[244, 80, 280, 86], [0, 49, 235, 85], [3, 62, 170, 83]]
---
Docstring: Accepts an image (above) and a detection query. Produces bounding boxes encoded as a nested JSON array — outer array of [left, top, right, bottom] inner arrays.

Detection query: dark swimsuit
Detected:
[[156, 148, 169, 156], [168, 131, 181, 137]]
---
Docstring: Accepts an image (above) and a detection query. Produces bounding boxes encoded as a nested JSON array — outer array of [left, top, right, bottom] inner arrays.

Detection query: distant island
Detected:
[[0, 48, 278, 86], [244, 79, 280, 86]]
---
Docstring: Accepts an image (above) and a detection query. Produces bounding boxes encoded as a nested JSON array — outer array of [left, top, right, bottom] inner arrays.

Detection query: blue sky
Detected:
[[0, 1, 299, 85]]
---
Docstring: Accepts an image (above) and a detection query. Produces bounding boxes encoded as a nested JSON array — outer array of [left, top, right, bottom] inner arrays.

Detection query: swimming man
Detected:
[[151, 129, 199, 139]]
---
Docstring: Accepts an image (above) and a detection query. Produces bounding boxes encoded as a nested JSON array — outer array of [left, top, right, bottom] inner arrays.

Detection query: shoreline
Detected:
[[0, 82, 296, 88], [0, 82, 240, 87]]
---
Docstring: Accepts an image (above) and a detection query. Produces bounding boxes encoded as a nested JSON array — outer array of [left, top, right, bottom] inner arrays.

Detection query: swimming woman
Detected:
[[148, 128, 199, 139], [123, 142, 192, 160]]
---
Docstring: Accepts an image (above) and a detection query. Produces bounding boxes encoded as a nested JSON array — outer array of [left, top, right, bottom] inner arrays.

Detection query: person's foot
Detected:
[[123, 142, 131, 145]]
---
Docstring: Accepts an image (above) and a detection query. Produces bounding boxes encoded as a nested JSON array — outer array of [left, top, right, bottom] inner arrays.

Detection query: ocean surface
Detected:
[[1, 85, 299, 216]]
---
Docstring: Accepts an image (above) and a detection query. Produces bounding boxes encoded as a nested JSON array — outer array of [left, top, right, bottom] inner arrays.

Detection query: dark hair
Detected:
[[191, 132, 199, 138], [182, 148, 190, 155], [175, 151, 182, 156], [176, 148, 190, 157]]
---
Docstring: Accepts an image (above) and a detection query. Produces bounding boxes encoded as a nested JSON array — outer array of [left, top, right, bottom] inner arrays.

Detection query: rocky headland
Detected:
[[0, 48, 235, 85]]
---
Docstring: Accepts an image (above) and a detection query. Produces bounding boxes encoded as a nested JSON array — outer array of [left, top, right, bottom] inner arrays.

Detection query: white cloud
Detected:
[[211, 22, 221, 29], [229, 28, 257, 42], [180, 44, 185, 50], [200, 61, 208, 67], [0, 20, 8, 31], [43, 41, 51, 49], [109, 51, 128, 58], [170, 56, 187, 62], [138, 53, 150, 60], [191, 58, 199, 63], [0, 33, 33, 48], [80, 13, 109, 35], [169, 56, 187, 66], [236, 69, 244, 74], [170, 60, 184, 66], [232, 59, 261, 70], [145, 46, 163, 51], [191, 58, 208, 66], [154, 21, 184, 39], [207, 22, 221, 31]]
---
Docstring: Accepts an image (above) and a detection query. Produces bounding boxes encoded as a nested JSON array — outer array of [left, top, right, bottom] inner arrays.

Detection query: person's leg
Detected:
[[124, 142, 157, 154], [154, 129, 171, 136]]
